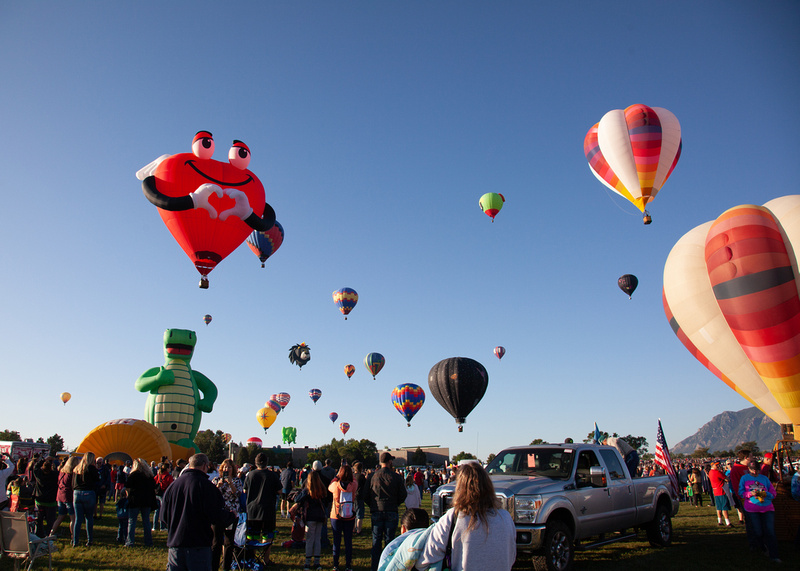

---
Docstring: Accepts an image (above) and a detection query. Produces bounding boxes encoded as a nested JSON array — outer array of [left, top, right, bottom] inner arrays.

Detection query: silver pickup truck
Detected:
[[431, 443, 679, 571]]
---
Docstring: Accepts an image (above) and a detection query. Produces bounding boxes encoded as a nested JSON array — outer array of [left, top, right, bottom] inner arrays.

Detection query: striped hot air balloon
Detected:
[[247, 436, 262, 447], [329, 412, 338, 423], [339, 422, 350, 436], [344, 364, 355, 379], [493, 346, 505, 360], [265, 399, 281, 414], [332, 288, 358, 319], [275, 392, 291, 410], [585, 104, 682, 224], [203, 314, 212, 326], [663, 196, 800, 432], [364, 352, 385, 379], [309, 388, 322, 404], [246, 221, 285, 268], [391, 383, 425, 427]]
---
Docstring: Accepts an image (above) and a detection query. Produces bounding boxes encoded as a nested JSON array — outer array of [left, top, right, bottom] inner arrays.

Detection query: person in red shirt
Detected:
[[412, 468, 424, 498], [708, 461, 732, 527]]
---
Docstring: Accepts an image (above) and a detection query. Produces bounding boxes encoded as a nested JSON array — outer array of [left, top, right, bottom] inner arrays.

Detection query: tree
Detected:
[[0, 430, 21, 441], [620, 435, 649, 455], [193, 429, 228, 464], [691, 447, 710, 458], [530, 439, 546, 445], [583, 430, 613, 443], [235, 444, 251, 467], [452, 451, 476, 464], [47, 434, 65, 455], [736, 441, 760, 456], [486, 453, 496, 464], [411, 447, 427, 466]]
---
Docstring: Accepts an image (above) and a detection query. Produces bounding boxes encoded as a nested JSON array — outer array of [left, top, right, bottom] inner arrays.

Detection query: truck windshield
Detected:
[[486, 448, 574, 480]]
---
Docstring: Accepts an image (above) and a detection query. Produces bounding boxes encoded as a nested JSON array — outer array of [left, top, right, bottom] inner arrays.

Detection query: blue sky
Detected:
[[2, 1, 799, 460]]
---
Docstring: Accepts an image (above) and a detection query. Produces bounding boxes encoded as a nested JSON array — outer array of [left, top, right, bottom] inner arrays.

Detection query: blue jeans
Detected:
[[127, 506, 153, 546], [72, 490, 96, 545], [370, 511, 398, 571], [167, 546, 212, 571], [331, 517, 355, 568], [745, 510, 779, 559], [152, 496, 166, 530]]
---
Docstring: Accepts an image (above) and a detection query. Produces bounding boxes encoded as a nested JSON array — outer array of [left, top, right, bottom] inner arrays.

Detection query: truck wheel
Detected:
[[532, 520, 574, 571], [645, 504, 672, 547]]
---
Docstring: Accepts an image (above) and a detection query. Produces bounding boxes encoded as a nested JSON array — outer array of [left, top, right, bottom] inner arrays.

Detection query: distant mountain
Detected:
[[671, 407, 782, 455]]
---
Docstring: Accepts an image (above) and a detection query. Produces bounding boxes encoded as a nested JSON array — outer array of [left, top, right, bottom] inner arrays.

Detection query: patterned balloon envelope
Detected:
[[344, 364, 355, 379], [340, 422, 350, 436], [332, 288, 358, 319], [246, 220, 285, 268], [391, 383, 425, 427], [479, 192, 505, 222], [663, 196, 800, 430], [618, 274, 638, 299], [246, 436, 262, 447], [584, 105, 681, 224], [493, 346, 505, 360], [364, 352, 385, 379], [329, 412, 339, 423], [265, 399, 281, 414], [275, 392, 291, 410], [256, 406, 277, 433], [203, 314, 212, 326], [309, 388, 322, 404]]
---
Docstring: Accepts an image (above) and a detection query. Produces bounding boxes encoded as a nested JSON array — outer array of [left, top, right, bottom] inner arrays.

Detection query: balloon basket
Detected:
[[199, 277, 210, 289], [642, 212, 652, 225], [458, 425, 463, 433]]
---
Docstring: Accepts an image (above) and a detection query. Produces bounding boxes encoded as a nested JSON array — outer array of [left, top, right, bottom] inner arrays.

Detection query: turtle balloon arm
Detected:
[[194, 371, 218, 413], [142, 175, 194, 211], [244, 202, 276, 232], [135, 366, 175, 393]]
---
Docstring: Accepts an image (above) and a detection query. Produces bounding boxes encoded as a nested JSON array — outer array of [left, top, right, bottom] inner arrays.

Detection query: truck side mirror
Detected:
[[589, 466, 607, 487]]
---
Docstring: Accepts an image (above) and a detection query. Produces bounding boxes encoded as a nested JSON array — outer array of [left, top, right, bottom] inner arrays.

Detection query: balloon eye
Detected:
[[192, 137, 214, 159], [229, 144, 251, 170]]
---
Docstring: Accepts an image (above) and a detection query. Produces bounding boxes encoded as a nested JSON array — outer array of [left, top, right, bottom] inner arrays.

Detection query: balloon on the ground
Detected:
[[203, 314, 212, 326], [246, 220, 285, 268], [60, 392, 71, 405], [275, 392, 291, 410], [309, 388, 322, 404], [135, 329, 218, 451], [663, 195, 800, 430], [77, 418, 172, 464], [265, 399, 281, 414], [257, 406, 277, 432], [391, 383, 425, 427], [137, 131, 277, 288], [344, 364, 355, 379], [364, 352, 385, 379], [584, 105, 681, 225], [329, 412, 338, 423], [339, 422, 350, 436], [428, 357, 488, 432], [289, 343, 311, 369], [479, 192, 505, 222], [493, 346, 505, 360], [618, 274, 638, 299], [282, 426, 297, 445], [247, 436, 262, 447], [332, 288, 358, 320]]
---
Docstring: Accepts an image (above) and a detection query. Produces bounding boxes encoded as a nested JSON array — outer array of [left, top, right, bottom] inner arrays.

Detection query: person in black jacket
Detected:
[[367, 452, 407, 571], [161, 454, 235, 571], [32, 456, 58, 537], [124, 458, 157, 547]]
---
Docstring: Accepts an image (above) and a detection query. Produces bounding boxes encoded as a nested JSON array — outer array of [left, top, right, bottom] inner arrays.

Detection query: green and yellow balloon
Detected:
[[479, 193, 505, 222]]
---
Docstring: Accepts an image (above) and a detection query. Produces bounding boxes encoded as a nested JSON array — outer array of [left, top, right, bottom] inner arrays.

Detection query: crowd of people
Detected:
[[2, 444, 798, 570]]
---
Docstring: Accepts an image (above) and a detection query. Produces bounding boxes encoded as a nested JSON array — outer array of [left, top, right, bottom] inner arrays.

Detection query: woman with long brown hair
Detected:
[[124, 458, 157, 547], [72, 451, 99, 547], [51, 456, 80, 539], [418, 462, 515, 570], [211, 459, 243, 571], [291, 469, 327, 571], [329, 464, 358, 571]]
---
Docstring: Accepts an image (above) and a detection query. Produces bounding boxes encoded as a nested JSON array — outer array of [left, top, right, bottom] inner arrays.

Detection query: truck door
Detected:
[[598, 448, 637, 529], [571, 450, 612, 537]]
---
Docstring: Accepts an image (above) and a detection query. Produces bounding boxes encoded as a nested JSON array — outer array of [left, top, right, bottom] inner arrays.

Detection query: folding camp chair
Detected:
[[0, 511, 58, 571], [230, 512, 274, 570]]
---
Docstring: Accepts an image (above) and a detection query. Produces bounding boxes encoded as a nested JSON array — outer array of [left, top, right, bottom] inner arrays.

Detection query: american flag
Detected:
[[655, 419, 679, 498]]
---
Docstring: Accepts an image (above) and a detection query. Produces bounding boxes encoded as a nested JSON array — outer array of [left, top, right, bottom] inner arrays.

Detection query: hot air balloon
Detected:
[[391, 383, 425, 427], [203, 314, 212, 326], [479, 193, 505, 222], [663, 196, 800, 434], [256, 406, 277, 433], [275, 392, 291, 410], [137, 131, 277, 288], [364, 352, 385, 379], [428, 357, 488, 432], [309, 388, 322, 404], [265, 399, 281, 414], [329, 412, 339, 423], [493, 346, 505, 360], [584, 105, 682, 225], [618, 274, 638, 299], [289, 343, 311, 369], [222, 433, 232, 444], [60, 392, 71, 405], [77, 418, 171, 464], [332, 288, 358, 320], [344, 364, 355, 379], [246, 220, 285, 268], [247, 436, 263, 447], [340, 422, 350, 436]]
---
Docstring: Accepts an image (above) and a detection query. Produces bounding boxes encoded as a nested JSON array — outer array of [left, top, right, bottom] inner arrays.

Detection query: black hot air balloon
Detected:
[[618, 274, 638, 299], [427, 357, 488, 432]]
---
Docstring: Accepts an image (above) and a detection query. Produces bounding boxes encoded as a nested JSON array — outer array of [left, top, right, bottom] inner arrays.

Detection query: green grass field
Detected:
[[2, 500, 796, 570]]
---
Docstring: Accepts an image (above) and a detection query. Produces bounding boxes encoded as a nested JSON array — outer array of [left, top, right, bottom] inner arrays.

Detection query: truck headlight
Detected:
[[514, 495, 543, 524]]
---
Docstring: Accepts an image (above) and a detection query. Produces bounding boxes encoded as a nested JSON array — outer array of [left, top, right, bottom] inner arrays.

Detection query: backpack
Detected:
[[337, 488, 354, 519]]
